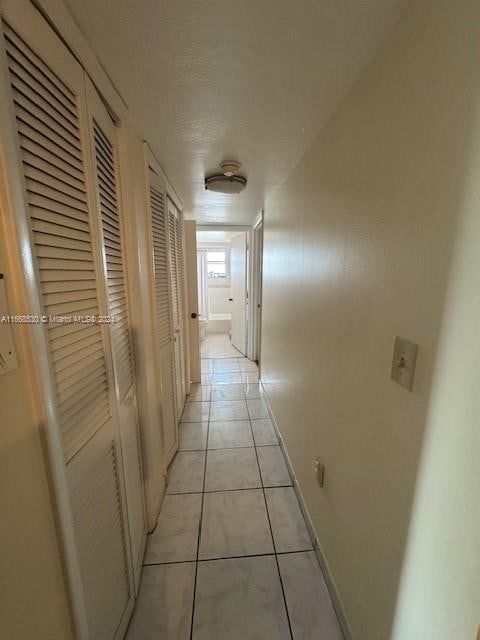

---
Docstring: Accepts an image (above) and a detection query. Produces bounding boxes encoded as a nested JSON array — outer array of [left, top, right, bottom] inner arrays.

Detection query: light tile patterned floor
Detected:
[[127, 335, 343, 640]]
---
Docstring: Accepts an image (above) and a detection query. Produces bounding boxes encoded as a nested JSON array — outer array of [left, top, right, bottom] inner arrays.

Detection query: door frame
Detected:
[[247, 212, 263, 364], [196, 224, 251, 349], [184, 220, 200, 383]]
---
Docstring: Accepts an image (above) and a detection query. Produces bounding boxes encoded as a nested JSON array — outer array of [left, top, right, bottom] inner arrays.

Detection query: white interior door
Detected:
[[230, 232, 247, 354], [168, 199, 186, 416], [85, 77, 145, 588], [1, 6, 134, 637], [148, 169, 178, 465]]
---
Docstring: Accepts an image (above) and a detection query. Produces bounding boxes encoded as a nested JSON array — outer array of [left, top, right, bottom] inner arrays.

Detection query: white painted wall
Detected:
[[261, 1, 480, 638]]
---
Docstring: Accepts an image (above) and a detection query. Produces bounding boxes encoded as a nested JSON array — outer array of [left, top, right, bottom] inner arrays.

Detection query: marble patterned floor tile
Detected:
[[210, 399, 249, 421], [213, 358, 240, 372], [257, 446, 292, 487], [211, 372, 244, 385], [126, 563, 195, 640], [199, 489, 273, 559], [205, 448, 261, 492], [278, 552, 343, 640], [238, 359, 259, 372], [211, 383, 245, 401], [193, 556, 290, 640], [181, 401, 210, 423], [188, 384, 212, 402], [144, 494, 202, 564], [166, 451, 206, 494], [247, 397, 270, 419], [251, 418, 278, 446], [265, 487, 312, 553], [204, 350, 241, 359], [207, 420, 254, 449], [201, 359, 214, 373], [243, 382, 265, 399], [242, 371, 260, 384], [178, 422, 208, 451], [200, 373, 213, 385]]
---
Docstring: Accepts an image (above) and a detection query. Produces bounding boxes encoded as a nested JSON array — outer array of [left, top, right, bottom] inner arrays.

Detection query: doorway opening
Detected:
[[196, 227, 248, 358]]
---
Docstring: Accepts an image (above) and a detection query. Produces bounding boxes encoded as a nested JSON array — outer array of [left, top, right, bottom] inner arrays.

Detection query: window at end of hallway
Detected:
[[207, 251, 228, 280]]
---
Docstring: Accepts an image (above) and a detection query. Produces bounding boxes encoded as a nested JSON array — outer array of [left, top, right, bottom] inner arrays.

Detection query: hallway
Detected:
[[2, 2, 480, 639], [126, 336, 342, 639]]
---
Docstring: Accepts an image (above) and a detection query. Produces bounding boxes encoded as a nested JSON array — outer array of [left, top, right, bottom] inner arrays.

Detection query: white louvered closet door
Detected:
[[84, 78, 145, 586], [148, 169, 178, 464], [1, 5, 133, 638], [168, 199, 186, 416]]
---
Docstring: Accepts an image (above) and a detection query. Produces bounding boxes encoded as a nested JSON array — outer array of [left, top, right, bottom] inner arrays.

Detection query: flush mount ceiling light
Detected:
[[205, 160, 247, 194]]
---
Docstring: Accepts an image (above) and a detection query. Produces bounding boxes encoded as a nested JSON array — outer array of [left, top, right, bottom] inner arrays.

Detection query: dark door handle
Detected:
[[191, 312, 197, 319], [228, 298, 233, 301]]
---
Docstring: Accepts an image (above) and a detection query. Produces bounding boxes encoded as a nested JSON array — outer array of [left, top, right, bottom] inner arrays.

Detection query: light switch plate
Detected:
[[391, 336, 418, 391], [0, 274, 19, 376], [314, 457, 325, 488]]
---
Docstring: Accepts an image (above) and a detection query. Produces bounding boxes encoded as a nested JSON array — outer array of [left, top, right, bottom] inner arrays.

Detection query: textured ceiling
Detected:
[[197, 230, 243, 244], [65, 0, 405, 224]]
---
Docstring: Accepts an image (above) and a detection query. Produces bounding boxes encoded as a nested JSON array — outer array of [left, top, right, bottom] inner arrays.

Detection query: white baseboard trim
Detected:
[[260, 383, 353, 640]]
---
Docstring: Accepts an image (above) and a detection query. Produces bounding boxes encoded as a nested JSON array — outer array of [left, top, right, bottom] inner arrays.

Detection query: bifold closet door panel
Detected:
[[168, 199, 186, 416], [84, 77, 145, 579], [176, 209, 189, 396], [148, 169, 178, 464], [1, 4, 133, 637]]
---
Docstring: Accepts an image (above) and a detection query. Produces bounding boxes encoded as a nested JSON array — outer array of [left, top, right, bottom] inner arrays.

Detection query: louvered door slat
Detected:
[[57, 367, 107, 406], [50, 322, 93, 348], [4, 23, 111, 463], [31, 206, 89, 233], [25, 165, 86, 201], [51, 328, 101, 361], [71, 440, 129, 640], [11, 83, 80, 143], [14, 105, 83, 162], [17, 118, 83, 174], [62, 395, 110, 437], [29, 192, 89, 220], [7, 55, 79, 126], [150, 184, 173, 348], [60, 383, 109, 425], [31, 219, 90, 243], [4, 25, 77, 112], [19, 127, 83, 175], [92, 120, 134, 401], [175, 216, 185, 322], [168, 209, 179, 328], [22, 151, 83, 193]]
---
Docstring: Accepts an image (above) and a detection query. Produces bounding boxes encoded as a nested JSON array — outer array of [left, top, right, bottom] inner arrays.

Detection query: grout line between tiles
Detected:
[[167, 483, 293, 497], [247, 405, 294, 640], [188, 386, 212, 640], [178, 442, 279, 453], [143, 548, 314, 568]]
